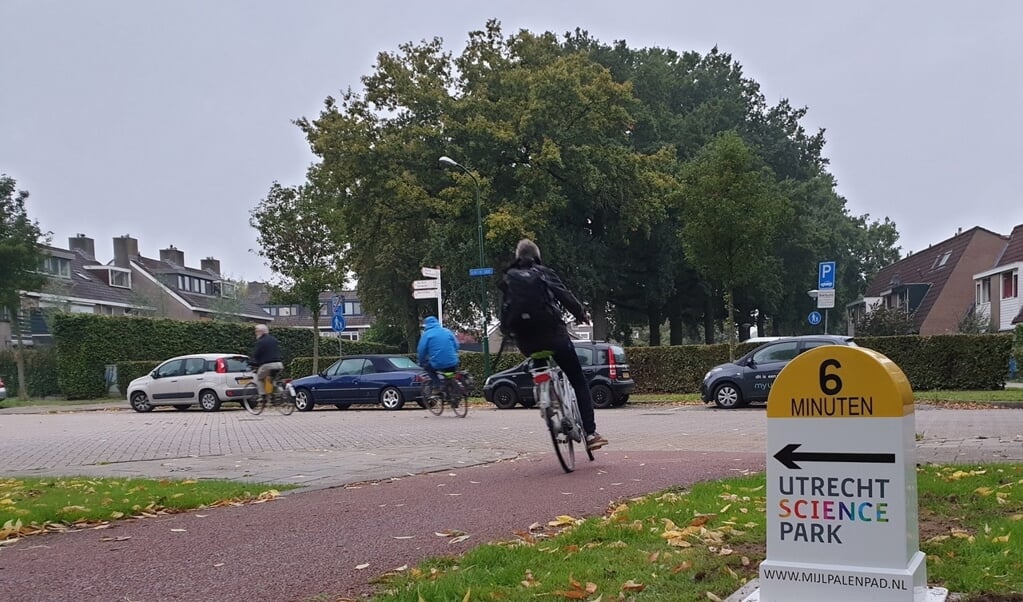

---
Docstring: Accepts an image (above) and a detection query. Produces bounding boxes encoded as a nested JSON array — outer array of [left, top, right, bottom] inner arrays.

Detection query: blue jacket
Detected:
[[417, 316, 460, 369]]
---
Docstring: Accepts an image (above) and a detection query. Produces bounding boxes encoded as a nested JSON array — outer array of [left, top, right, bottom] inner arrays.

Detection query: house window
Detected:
[[109, 270, 131, 288], [977, 278, 991, 304], [220, 282, 237, 299], [1004, 272, 1019, 299], [342, 301, 361, 315], [40, 256, 71, 278], [278, 306, 294, 317], [931, 251, 952, 269]]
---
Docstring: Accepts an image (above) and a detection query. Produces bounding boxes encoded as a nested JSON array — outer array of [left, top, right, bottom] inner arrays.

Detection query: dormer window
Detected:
[[40, 256, 71, 278], [109, 268, 131, 288], [219, 281, 237, 299]]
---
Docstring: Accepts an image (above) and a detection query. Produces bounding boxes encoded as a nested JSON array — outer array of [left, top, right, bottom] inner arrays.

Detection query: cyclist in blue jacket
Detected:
[[417, 316, 460, 395]]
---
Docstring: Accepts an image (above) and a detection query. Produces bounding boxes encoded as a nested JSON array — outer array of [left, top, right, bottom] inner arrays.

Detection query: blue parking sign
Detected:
[[818, 261, 836, 290]]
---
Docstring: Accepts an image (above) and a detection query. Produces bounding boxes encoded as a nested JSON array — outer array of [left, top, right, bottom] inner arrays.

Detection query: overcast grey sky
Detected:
[[2, 1, 1020, 282]]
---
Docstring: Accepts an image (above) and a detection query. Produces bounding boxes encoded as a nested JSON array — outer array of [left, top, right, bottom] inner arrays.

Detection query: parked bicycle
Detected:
[[421, 370, 472, 418], [528, 351, 594, 473], [241, 369, 295, 416]]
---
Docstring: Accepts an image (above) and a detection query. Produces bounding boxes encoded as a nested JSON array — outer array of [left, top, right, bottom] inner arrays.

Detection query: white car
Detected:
[[0, 375, 7, 401], [127, 353, 254, 412]]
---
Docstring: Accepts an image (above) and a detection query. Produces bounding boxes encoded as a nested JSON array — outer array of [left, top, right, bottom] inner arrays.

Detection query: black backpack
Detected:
[[500, 267, 558, 334]]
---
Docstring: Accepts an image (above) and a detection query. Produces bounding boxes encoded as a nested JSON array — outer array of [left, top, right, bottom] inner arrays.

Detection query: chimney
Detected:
[[159, 245, 185, 267], [68, 234, 95, 259], [201, 256, 221, 276], [112, 235, 139, 268]]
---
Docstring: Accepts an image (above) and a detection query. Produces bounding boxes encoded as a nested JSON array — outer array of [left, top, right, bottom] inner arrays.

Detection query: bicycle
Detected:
[[528, 351, 594, 473], [241, 369, 295, 416], [421, 370, 471, 418]]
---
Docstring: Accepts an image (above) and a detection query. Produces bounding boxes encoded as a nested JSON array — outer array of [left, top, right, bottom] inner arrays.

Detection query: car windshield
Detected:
[[386, 356, 419, 370]]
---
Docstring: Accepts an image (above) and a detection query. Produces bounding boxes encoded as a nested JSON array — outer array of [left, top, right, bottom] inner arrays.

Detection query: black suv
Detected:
[[700, 335, 857, 409], [483, 340, 635, 409]]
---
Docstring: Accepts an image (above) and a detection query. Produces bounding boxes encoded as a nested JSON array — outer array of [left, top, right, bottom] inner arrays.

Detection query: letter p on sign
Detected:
[[819, 261, 836, 290]]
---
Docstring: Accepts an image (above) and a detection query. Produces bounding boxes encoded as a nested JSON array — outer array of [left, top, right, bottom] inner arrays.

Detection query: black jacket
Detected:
[[251, 334, 283, 366], [498, 257, 587, 338]]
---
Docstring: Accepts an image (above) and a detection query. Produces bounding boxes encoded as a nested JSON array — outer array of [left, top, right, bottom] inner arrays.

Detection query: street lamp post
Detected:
[[439, 155, 491, 378]]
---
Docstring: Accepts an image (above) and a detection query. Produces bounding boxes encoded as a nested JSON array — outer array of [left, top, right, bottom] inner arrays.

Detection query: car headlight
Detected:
[[286, 383, 296, 396], [484, 377, 492, 388], [703, 371, 712, 382]]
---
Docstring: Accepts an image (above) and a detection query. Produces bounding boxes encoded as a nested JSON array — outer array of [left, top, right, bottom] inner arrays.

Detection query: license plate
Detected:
[[238, 377, 252, 385], [621, 371, 630, 380]]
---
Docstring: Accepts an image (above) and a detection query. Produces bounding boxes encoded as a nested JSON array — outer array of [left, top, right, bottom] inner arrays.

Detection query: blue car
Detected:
[[287, 354, 428, 411]]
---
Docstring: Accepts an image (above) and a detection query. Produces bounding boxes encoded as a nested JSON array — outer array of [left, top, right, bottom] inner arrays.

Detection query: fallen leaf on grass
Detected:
[[706, 593, 723, 601], [621, 580, 645, 592]]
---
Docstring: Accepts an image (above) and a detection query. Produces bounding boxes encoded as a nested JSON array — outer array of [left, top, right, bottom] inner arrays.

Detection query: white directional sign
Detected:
[[745, 346, 945, 602], [421, 266, 440, 278], [816, 288, 836, 309], [412, 279, 439, 290], [412, 288, 440, 299]]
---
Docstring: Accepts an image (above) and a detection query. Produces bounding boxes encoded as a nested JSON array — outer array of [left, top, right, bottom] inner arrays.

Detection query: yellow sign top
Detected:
[[767, 346, 913, 418]]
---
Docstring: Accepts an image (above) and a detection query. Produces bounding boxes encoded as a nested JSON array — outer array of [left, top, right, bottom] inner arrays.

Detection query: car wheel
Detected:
[[198, 389, 222, 412], [173, 404, 190, 411], [334, 403, 351, 410], [379, 386, 405, 410], [590, 384, 614, 409], [130, 391, 152, 413], [293, 388, 315, 412], [611, 394, 629, 407], [713, 383, 743, 409], [492, 385, 519, 409]]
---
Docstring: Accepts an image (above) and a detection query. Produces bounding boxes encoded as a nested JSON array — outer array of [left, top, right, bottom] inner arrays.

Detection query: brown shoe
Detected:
[[586, 432, 608, 451]]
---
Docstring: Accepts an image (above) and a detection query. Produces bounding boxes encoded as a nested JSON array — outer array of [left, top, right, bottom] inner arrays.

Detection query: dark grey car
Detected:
[[700, 335, 857, 409]]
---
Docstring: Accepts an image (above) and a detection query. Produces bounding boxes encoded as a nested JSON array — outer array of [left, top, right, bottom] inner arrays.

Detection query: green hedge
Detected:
[[0, 347, 60, 399], [856, 334, 1013, 390], [627, 342, 760, 394], [52, 314, 400, 399], [116, 361, 162, 395]]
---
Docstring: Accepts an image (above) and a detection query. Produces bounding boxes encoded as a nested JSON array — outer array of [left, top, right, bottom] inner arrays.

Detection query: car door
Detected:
[[577, 346, 597, 381], [744, 341, 800, 401], [329, 358, 371, 403], [148, 359, 185, 402], [176, 357, 208, 402]]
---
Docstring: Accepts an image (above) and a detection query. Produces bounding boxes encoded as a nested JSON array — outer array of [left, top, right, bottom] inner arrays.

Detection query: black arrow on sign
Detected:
[[773, 443, 896, 470]]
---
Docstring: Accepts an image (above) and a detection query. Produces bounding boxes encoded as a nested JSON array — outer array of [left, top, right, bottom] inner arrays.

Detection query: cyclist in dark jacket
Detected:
[[498, 239, 607, 451], [251, 324, 284, 396]]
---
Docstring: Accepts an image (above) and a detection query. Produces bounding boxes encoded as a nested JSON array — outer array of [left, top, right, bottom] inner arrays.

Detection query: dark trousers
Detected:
[[426, 364, 459, 390], [516, 334, 596, 435]]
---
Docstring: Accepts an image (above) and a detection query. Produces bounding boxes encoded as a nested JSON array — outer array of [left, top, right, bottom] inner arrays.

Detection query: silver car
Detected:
[[127, 354, 254, 412]]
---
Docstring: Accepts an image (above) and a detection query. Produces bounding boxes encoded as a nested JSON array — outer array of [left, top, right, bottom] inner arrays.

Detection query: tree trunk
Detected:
[[13, 307, 29, 400], [647, 306, 662, 347], [703, 295, 715, 344], [592, 294, 608, 341], [724, 288, 736, 360], [668, 311, 684, 346]]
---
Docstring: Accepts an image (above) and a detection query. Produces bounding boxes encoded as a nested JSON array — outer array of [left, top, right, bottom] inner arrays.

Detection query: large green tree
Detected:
[[0, 175, 47, 399], [250, 178, 348, 372], [679, 132, 791, 346]]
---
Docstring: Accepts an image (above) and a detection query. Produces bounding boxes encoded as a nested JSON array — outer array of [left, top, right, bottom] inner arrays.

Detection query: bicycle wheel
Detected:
[[451, 383, 468, 418], [547, 385, 575, 473], [273, 387, 294, 415], [423, 383, 443, 416], [563, 388, 594, 462], [241, 382, 263, 416]]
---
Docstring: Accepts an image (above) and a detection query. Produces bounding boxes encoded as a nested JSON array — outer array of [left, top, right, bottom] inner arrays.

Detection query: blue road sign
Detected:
[[808, 311, 823, 326], [331, 306, 347, 332], [469, 267, 495, 277], [818, 261, 836, 290]]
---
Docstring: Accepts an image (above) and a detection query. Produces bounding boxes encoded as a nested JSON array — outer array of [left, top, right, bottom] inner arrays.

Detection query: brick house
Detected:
[[847, 227, 1008, 335], [972, 224, 1023, 332], [245, 283, 371, 340]]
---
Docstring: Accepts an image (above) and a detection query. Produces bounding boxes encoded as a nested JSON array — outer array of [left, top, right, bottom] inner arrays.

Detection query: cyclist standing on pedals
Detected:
[[250, 324, 284, 399], [417, 315, 461, 402], [498, 239, 608, 451]]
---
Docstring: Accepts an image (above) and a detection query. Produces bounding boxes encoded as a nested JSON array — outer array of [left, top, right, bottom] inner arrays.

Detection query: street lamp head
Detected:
[[807, 289, 820, 300], [438, 156, 460, 168]]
